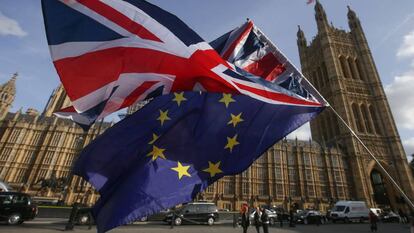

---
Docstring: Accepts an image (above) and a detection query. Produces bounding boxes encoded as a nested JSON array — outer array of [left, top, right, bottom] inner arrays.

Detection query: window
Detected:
[[242, 182, 249, 195], [369, 105, 382, 135], [307, 185, 315, 197], [303, 154, 311, 166], [361, 104, 373, 133], [9, 129, 21, 143], [276, 183, 283, 196], [51, 133, 62, 146], [305, 169, 313, 181], [318, 170, 327, 183], [355, 58, 365, 80], [206, 184, 214, 193], [224, 182, 234, 195], [274, 167, 282, 180], [288, 169, 297, 182], [331, 156, 339, 167], [352, 103, 364, 132], [334, 171, 342, 183], [290, 184, 297, 197], [320, 185, 328, 197], [274, 151, 281, 164], [258, 184, 268, 196], [287, 154, 296, 165], [258, 167, 267, 180], [315, 155, 323, 167], [339, 56, 350, 79]]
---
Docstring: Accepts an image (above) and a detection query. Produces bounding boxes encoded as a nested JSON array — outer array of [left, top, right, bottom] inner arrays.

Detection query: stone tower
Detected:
[[0, 73, 17, 121], [297, 1, 414, 210], [42, 84, 72, 117]]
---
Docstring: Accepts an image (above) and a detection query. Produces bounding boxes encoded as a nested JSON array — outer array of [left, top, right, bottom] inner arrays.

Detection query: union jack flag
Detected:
[[42, 0, 325, 129]]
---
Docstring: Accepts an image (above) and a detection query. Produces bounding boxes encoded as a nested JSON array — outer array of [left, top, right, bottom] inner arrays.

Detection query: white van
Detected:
[[330, 201, 369, 223]]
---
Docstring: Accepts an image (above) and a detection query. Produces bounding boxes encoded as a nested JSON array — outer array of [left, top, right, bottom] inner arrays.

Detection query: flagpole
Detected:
[[254, 23, 414, 210]]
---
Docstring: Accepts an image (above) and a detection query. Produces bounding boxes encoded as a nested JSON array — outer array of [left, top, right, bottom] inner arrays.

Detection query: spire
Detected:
[[297, 25, 307, 48], [347, 5, 361, 30], [314, 0, 329, 32], [0, 73, 17, 94]]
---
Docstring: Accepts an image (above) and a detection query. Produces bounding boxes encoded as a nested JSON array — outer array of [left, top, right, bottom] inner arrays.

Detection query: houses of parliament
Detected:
[[0, 2, 413, 212]]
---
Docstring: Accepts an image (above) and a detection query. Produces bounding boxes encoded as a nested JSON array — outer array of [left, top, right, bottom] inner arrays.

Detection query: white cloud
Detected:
[[287, 123, 311, 140], [0, 11, 27, 37], [397, 30, 414, 58], [403, 137, 414, 157], [385, 73, 414, 130]]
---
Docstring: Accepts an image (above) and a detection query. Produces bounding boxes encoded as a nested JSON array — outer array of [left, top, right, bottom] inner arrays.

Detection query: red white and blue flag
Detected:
[[42, 0, 326, 129]]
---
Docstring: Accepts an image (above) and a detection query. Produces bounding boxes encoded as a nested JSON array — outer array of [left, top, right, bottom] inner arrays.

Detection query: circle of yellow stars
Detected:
[[147, 93, 245, 181]]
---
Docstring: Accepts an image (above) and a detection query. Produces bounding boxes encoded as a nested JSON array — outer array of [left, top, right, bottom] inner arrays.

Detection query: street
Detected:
[[0, 219, 410, 233]]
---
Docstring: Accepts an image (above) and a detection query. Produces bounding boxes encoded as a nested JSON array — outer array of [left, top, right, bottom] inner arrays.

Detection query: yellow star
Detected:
[[171, 162, 191, 180], [219, 94, 236, 108], [227, 113, 244, 127], [149, 133, 159, 145], [203, 161, 223, 178], [157, 110, 171, 126], [147, 145, 166, 161], [225, 134, 240, 153], [172, 92, 187, 106]]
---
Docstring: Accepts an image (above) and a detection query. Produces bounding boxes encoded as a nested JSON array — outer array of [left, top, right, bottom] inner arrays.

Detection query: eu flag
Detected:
[[73, 92, 324, 232]]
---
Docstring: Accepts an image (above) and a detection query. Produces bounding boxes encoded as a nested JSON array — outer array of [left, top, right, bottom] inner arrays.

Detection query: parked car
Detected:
[[248, 208, 278, 225], [330, 201, 369, 223], [295, 210, 326, 225], [0, 181, 12, 192], [380, 210, 400, 223], [75, 207, 94, 225], [0, 192, 37, 225], [138, 209, 170, 222], [164, 202, 219, 225]]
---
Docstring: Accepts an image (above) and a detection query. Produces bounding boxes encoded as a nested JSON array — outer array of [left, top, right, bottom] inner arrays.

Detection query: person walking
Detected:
[[278, 211, 283, 228], [260, 208, 270, 233], [398, 209, 407, 223], [240, 206, 250, 233], [369, 210, 378, 232], [253, 207, 262, 233]]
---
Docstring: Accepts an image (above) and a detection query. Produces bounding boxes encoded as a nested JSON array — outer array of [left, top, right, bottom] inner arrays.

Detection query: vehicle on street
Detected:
[[370, 208, 383, 217], [0, 181, 12, 192], [330, 201, 369, 223], [75, 207, 94, 225], [295, 210, 326, 225], [380, 210, 400, 223], [138, 209, 170, 222], [0, 192, 37, 225], [164, 202, 219, 226], [249, 208, 278, 225]]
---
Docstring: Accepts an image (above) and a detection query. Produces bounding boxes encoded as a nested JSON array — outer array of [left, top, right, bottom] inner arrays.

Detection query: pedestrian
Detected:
[[369, 210, 378, 232], [278, 211, 283, 227], [260, 208, 270, 233], [253, 207, 262, 233], [289, 209, 295, 227], [411, 214, 414, 233], [398, 209, 407, 223], [240, 205, 250, 233]]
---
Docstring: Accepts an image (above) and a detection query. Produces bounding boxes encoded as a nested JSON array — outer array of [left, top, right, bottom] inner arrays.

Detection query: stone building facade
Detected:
[[0, 1, 412, 212], [0, 81, 112, 205]]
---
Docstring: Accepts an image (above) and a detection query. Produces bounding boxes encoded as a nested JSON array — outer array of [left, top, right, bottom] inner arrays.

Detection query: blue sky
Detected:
[[0, 0, 414, 157]]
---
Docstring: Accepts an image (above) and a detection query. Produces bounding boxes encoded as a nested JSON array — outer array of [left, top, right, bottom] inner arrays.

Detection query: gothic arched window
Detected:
[[348, 57, 359, 80], [369, 105, 382, 135], [356, 58, 365, 81], [339, 56, 349, 79], [361, 104, 373, 133], [352, 103, 363, 132]]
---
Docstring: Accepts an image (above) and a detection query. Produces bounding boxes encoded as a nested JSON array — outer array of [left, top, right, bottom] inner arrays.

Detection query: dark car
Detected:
[[0, 192, 37, 225], [164, 202, 219, 225], [75, 207, 94, 225], [296, 210, 326, 225], [380, 210, 400, 223], [138, 209, 170, 222]]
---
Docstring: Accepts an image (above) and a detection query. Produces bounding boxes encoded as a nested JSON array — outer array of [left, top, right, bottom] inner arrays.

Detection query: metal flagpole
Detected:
[[254, 25, 414, 210], [328, 106, 414, 210]]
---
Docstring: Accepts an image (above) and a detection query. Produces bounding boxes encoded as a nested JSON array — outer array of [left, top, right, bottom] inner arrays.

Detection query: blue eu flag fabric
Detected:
[[73, 92, 324, 232]]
